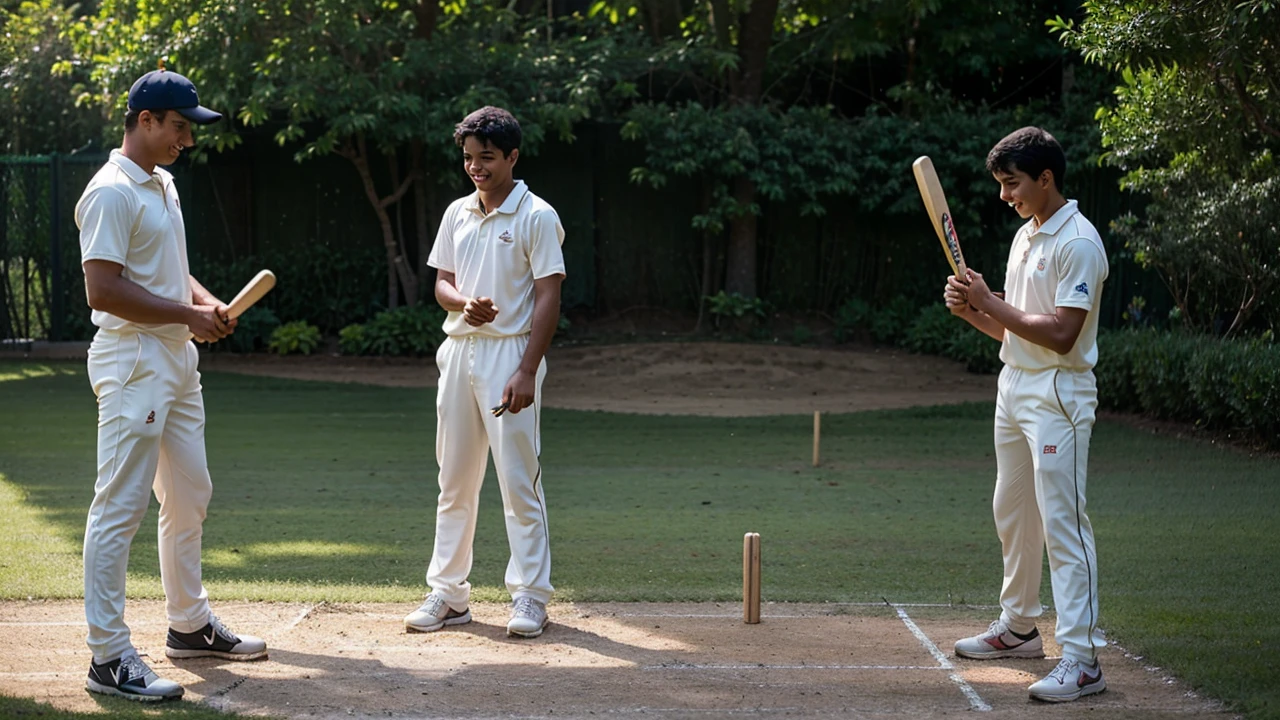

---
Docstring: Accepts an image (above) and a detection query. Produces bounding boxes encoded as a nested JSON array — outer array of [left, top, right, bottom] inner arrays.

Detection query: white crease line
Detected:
[[645, 663, 945, 671], [281, 603, 320, 632], [893, 605, 991, 712]]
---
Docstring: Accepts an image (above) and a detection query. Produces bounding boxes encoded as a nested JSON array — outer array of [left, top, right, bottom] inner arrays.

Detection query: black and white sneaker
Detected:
[[165, 615, 268, 660], [86, 651, 184, 702]]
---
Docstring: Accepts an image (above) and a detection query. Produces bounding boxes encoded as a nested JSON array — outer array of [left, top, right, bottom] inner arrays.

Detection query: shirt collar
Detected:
[[108, 149, 159, 185], [466, 180, 529, 217], [1031, 199, 1079, 238]]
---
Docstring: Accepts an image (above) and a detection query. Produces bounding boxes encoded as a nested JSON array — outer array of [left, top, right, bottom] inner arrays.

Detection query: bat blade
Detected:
[[912, 156, 968, 277], [226, 269, 276, 320]]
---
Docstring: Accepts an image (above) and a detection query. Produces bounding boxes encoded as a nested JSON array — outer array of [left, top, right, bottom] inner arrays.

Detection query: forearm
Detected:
[[88, 274, 195, 326], [435, 277, 468, 312], [519, 280, 561, 374], [189, 276, 223, 306], [963, 310, 1007, 342], [980, 299, 1075, 355]]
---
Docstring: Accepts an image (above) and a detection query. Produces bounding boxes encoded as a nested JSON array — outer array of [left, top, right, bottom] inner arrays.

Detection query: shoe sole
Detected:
[[405, 610, 472, 633], [507, 621, 548, 638], [86, 679, 183, 701], [955, 643, 1045, 660], [1030, 680, 1107, 703], [165, 648, 269, 661]]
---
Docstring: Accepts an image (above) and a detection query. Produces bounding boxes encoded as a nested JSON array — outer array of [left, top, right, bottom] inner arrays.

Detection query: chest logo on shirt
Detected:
[[1075, 281, 1089, 296], [1036, 256, 1046, 272], [498, 230, 513, 243]]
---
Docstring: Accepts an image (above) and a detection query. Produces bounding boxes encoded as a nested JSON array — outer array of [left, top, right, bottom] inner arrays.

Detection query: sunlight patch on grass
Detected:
[[0, 364, 78, 383], [0, 475, 82, 599]]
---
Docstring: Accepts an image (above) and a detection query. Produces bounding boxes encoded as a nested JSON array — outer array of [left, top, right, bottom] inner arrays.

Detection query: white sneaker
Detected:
[[1029, 657, 1106, 702], [506, 597, 548, 638], [954, 619, 1045, 659], [404, 593, 471, 632], [86, 650, 184, 702]]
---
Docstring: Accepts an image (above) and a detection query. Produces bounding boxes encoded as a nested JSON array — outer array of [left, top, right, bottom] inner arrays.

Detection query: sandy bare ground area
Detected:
[[0, 600, 1229, 719], [198, 342, 997, 416]]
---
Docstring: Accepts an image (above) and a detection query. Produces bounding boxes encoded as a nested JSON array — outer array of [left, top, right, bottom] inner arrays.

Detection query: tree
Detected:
[[68, 0, 639, 309], [1052, 1, 1280, 336]]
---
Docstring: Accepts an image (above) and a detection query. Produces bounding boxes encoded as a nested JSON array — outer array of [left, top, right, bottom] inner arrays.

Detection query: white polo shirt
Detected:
[[76, 149, 193, 343], [1001, 199, 1108, 372], [428, 180, 566, 338]]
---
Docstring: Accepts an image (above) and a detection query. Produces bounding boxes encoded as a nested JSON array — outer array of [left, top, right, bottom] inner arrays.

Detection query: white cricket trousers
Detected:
[[428, 334, 552, 607], [84, 330, 213, 663], [993, 365, 1105, 663]]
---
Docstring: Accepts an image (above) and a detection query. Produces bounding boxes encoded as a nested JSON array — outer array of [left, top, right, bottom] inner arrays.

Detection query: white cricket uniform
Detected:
[[76, 150, 214, 663], [425, 180, 565, 607], [992, 199, 1109, 663]]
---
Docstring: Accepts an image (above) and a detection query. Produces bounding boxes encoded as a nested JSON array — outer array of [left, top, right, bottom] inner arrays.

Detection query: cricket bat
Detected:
[[912, 156, 968, 277], [226, 269, 276, 319]]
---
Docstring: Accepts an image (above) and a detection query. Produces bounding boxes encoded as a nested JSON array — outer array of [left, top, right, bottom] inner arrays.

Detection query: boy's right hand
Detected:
[[188, 305, 232, 343], [463, 296, 499, 326]]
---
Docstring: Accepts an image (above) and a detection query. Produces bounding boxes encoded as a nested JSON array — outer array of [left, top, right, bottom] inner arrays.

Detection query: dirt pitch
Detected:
[[2, 343, 1235, 718]]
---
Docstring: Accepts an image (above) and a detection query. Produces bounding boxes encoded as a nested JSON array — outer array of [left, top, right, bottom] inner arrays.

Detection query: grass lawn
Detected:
[[1, 359, 1277, 718]]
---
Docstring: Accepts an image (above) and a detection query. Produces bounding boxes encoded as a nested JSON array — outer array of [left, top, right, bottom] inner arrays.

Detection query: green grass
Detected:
[[0, 694, 250, 719], [1, 359, 1278, 717]]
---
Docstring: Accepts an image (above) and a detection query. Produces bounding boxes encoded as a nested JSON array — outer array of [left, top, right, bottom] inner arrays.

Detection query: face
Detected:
[[461, 136, 517, 192], [993, 167, 1053, 221], [139, 111, 195, 167]]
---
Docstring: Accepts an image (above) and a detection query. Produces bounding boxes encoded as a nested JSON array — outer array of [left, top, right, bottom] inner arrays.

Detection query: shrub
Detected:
[[224, 306, 280, 354], [869, 296, 919, 346], [340, 304, 447, 357], [834, 297, 871, 343], [705, 291, 770, 331], [268, 320, 322, 356]]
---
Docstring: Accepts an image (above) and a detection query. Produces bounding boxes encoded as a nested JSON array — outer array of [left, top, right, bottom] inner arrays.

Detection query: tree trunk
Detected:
[[412, 141, 434, 303], [344, 135, 417, 309], [719, 0, 778, 299]]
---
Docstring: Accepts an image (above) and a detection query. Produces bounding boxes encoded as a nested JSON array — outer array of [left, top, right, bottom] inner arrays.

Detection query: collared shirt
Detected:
[[1001, 199, 1109, 371], [76, 149, 193, 343], [428, 180, 566, 338]]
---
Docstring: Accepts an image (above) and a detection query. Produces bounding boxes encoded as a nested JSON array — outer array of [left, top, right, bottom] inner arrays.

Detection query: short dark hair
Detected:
[[454, 106, 521, 157], [124, 108, 169, 132], [986, 127, 1066, 192]]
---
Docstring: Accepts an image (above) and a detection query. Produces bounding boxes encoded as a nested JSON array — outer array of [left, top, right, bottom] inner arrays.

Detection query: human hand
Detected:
[[464, 297, 499, 327]]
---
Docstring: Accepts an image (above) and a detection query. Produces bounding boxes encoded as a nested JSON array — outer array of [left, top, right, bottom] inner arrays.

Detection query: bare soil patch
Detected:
[[0, 600, 1229, 719], [199, 342, 996, 416]]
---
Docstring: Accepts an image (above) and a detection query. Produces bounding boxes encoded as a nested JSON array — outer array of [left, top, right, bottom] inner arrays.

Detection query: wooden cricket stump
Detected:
[[743, 532, 761, 624], [812, 411, 821, 467]]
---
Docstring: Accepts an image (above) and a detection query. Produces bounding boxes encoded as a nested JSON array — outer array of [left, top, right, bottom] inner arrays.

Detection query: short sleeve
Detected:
[[77, 187, 132, 265], [427, 203, 458, 272], [527, 208, 566, 280], [1055, 237, 1107, 310]]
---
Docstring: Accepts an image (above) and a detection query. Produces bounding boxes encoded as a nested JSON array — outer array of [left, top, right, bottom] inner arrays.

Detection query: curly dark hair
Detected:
[[454, 106, 522, 157], [985, 126, 1066, 192]]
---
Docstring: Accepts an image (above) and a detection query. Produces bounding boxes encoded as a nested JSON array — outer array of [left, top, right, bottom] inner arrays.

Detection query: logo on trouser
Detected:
[[1043, 445, 1057, 454], [146, 411, 156, 424]]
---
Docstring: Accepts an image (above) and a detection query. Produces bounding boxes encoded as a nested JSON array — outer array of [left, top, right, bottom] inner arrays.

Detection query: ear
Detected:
[[1039, 169, 1053, 188], [508, 148, 519, 167]]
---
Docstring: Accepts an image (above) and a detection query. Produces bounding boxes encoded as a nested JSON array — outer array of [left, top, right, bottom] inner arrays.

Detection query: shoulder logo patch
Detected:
[[1075, 281, 1089, 296], [498, 230, 513, 243]]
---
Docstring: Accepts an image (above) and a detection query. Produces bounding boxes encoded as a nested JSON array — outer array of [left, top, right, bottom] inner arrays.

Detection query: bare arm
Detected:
[[435, 268, 498, 326], [945, 275, 1006, 341], [83, 260, 229, 340], [963, 270, 1087, 355], [502, 274, 563, 414]]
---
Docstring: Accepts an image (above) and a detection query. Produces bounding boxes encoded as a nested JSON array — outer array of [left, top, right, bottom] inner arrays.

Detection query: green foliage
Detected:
[[224, 306, 280, 354], [268, 320, 322, 356], [339, 304, 446, 357], [1053, 1, 1280, 336], [1098, 330, 1280, 450], [901, 302, 1003, 374], [705, 291, 771, 332], [869, 296, 919, 346], [833, 297, 871, 343]]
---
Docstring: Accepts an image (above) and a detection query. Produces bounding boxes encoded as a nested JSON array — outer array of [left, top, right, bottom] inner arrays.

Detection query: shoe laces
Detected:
[[209, 615, 240, 643], [983, 619, 1009, 638], [1047, 657, 1079, 683], [512, 597, 543, 619], [418, 594, 448, 618], [118, 651, 152, 683]]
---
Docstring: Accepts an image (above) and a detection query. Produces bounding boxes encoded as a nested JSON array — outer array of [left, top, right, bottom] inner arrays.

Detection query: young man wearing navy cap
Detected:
[[76, 68, 267, 702]]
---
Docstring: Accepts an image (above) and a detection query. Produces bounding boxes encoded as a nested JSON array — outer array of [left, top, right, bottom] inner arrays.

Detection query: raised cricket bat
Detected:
[[912, 156, 968, 277], [226, 269, 276, 319]]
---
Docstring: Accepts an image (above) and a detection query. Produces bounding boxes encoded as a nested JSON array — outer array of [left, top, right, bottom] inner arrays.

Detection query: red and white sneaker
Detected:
[[954, 619, 1045, 659], [1029, 657, 1106, 702]]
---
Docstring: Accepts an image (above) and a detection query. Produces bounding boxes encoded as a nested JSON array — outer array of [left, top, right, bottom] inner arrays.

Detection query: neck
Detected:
[[120, 136, 156, 175], [478, 179, 517, 214], [1033, 195, 1067, 228]]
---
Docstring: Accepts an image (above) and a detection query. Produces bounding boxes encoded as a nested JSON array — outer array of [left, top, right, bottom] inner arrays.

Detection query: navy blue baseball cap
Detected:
[[127, 70, 223, 125]]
